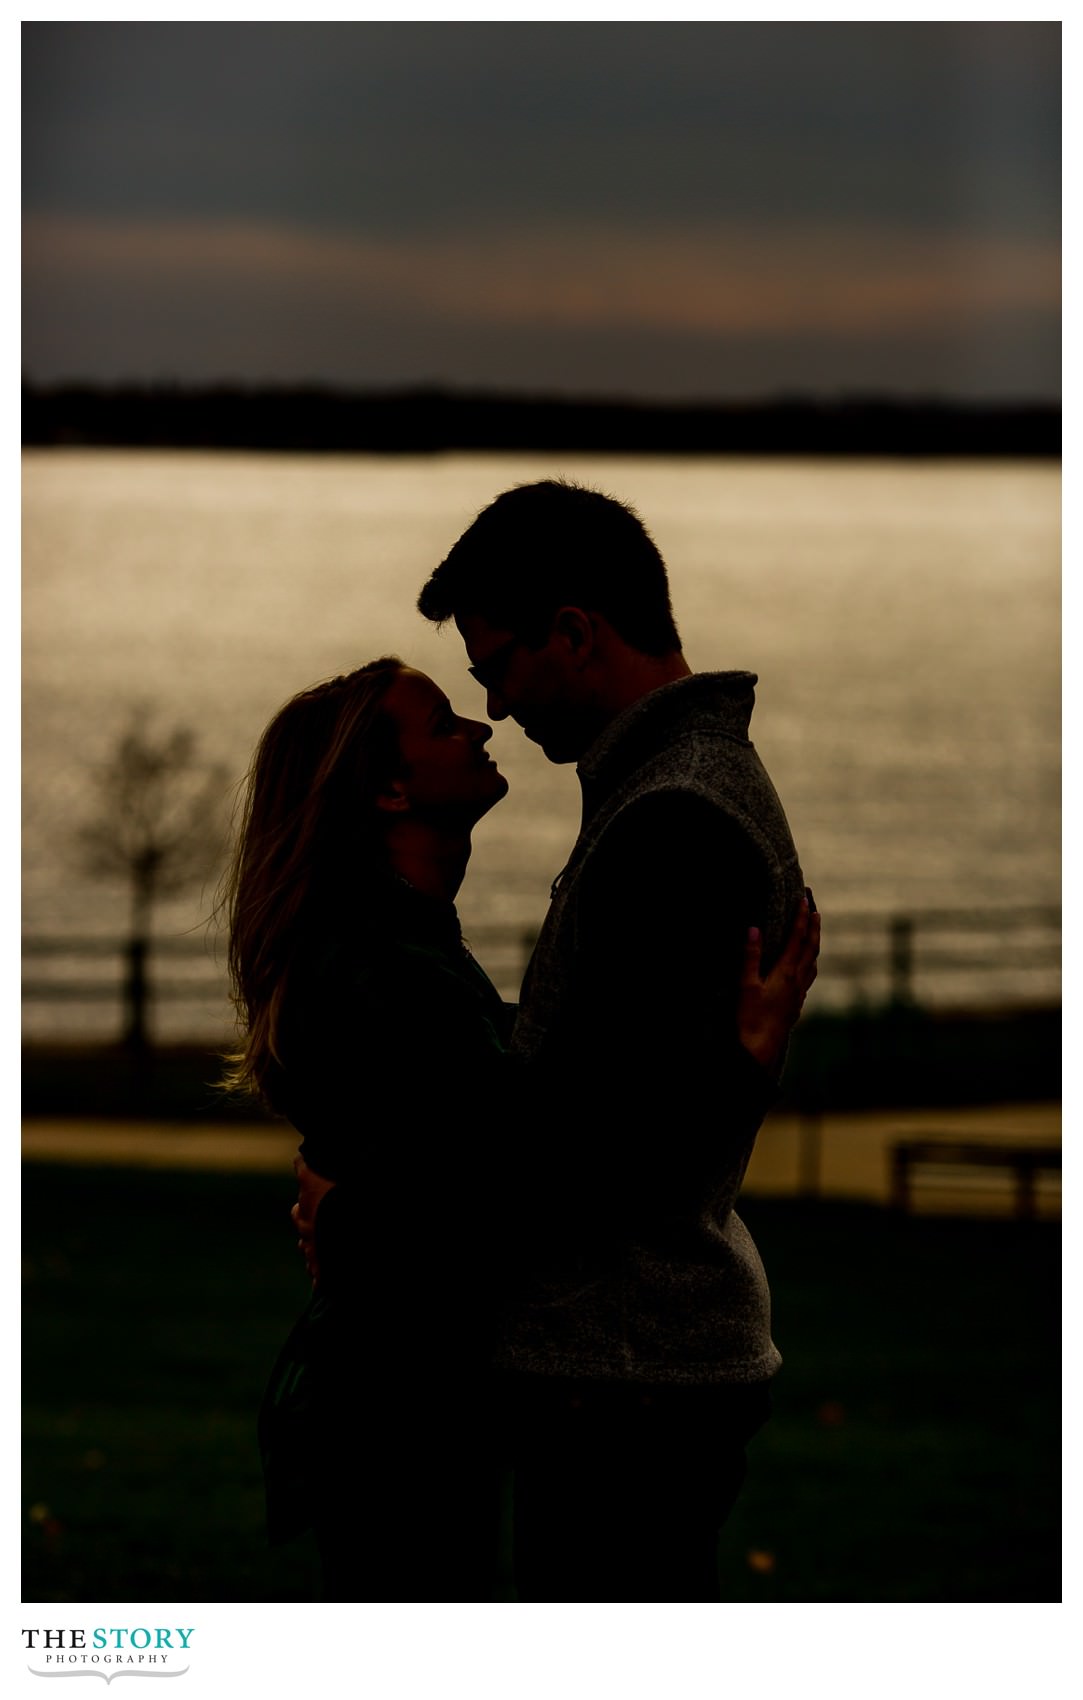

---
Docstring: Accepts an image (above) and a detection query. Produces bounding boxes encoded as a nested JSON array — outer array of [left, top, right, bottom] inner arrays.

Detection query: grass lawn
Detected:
[[22, 1165, 1059, 1603], [723, 1197, 1060, 1602]]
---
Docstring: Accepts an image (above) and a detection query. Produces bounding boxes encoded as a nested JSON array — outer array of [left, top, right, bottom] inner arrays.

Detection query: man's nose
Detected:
[[486, 688, 510, 722]]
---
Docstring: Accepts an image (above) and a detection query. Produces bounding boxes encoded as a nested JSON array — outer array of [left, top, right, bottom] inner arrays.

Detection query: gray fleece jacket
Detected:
[[497, 670, 805, 1386]]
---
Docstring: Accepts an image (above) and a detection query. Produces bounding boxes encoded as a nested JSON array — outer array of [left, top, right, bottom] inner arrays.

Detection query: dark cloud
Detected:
[[21, 20, 1061, 396], [23, 22, 1059, 236]]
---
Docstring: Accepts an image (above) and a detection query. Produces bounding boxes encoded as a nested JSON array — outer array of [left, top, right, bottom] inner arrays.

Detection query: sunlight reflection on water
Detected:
[[22, 451, 1059, 1036]]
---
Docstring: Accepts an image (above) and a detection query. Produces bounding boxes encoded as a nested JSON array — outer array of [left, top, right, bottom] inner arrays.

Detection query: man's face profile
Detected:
[[455, 610, 587, 765]]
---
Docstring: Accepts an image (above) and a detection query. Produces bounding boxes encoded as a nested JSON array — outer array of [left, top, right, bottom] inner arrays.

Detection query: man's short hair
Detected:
[[417, 479, 682, 657]]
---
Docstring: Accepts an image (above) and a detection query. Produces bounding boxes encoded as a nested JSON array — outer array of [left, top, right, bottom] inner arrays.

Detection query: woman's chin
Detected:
[[479, 772, 509, 814]]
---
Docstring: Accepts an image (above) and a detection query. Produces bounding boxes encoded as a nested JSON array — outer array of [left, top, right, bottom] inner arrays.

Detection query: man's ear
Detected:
[[375, 779, 411, 814], [552, 606, 596, 666]]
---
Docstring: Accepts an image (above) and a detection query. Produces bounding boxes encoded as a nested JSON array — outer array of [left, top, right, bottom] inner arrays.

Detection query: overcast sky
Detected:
[[22, 20, 1061, 400]]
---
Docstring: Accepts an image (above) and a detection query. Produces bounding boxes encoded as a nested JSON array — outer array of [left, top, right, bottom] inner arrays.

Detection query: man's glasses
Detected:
[[467, 635, 523, 692]]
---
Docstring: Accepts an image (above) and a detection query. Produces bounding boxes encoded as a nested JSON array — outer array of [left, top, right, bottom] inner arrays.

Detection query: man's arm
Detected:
[[290, 1153, 336, 1285], [555, 792, 779, 1228]]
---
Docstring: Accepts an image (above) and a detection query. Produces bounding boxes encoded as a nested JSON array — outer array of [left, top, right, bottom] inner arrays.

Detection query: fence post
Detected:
[[797, 1110, 823, 1199], [121, 937, 151, 1053], [888, 915, 915, 1007]]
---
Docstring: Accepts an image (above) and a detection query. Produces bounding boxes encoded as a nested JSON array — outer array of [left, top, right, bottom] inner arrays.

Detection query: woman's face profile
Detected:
[[380, 667, 509, 821]]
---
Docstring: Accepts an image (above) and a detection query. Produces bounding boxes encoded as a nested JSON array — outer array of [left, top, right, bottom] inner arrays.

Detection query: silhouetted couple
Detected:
[[223, 479, 817, 1602]]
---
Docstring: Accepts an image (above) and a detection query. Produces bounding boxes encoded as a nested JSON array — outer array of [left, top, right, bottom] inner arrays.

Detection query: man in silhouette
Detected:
[[416, 478, 811, 1602]]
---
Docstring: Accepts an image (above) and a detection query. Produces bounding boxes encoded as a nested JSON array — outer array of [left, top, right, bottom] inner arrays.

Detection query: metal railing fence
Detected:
[[22, 904, 1061, 1044]]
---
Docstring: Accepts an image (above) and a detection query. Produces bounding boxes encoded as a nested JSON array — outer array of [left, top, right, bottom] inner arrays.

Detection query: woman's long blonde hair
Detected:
[[221, 657, 404, 1106]]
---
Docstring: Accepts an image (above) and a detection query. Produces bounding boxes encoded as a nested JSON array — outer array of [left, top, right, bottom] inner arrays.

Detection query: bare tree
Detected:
[[77, 710, 230, 1050]]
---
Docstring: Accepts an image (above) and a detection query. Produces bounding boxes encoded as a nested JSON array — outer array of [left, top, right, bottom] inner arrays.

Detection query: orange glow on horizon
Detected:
[[22, 212, 1060, 342]]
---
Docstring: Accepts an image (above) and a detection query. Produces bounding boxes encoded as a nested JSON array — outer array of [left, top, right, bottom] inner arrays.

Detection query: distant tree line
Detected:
[[22, 381, 1060, 457]]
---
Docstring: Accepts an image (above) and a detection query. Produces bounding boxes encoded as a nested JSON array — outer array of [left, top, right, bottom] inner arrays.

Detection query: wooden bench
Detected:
[[889, 1139, 1061, 1219]]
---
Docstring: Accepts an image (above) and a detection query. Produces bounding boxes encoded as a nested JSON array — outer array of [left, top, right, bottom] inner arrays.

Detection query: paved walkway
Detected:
[[22, 1101, 1061, 1216], [745, 1099, 1060, 1215], [22, 1118, 300, 1174]]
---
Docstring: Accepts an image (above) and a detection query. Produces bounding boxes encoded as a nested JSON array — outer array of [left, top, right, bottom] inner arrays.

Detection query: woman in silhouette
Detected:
[[222, 656, 817, 1601]]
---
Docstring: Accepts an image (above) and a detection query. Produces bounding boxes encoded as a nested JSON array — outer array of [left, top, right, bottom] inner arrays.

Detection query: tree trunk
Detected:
[[122, 867, 154, 1055]]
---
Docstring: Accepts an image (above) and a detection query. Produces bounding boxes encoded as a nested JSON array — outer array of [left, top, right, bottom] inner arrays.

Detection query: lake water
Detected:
[[22, 450, 1060, 1037]]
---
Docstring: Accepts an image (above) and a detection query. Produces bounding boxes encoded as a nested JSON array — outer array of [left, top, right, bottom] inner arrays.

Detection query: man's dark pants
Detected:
[[499, 1374, 773, 1603]]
